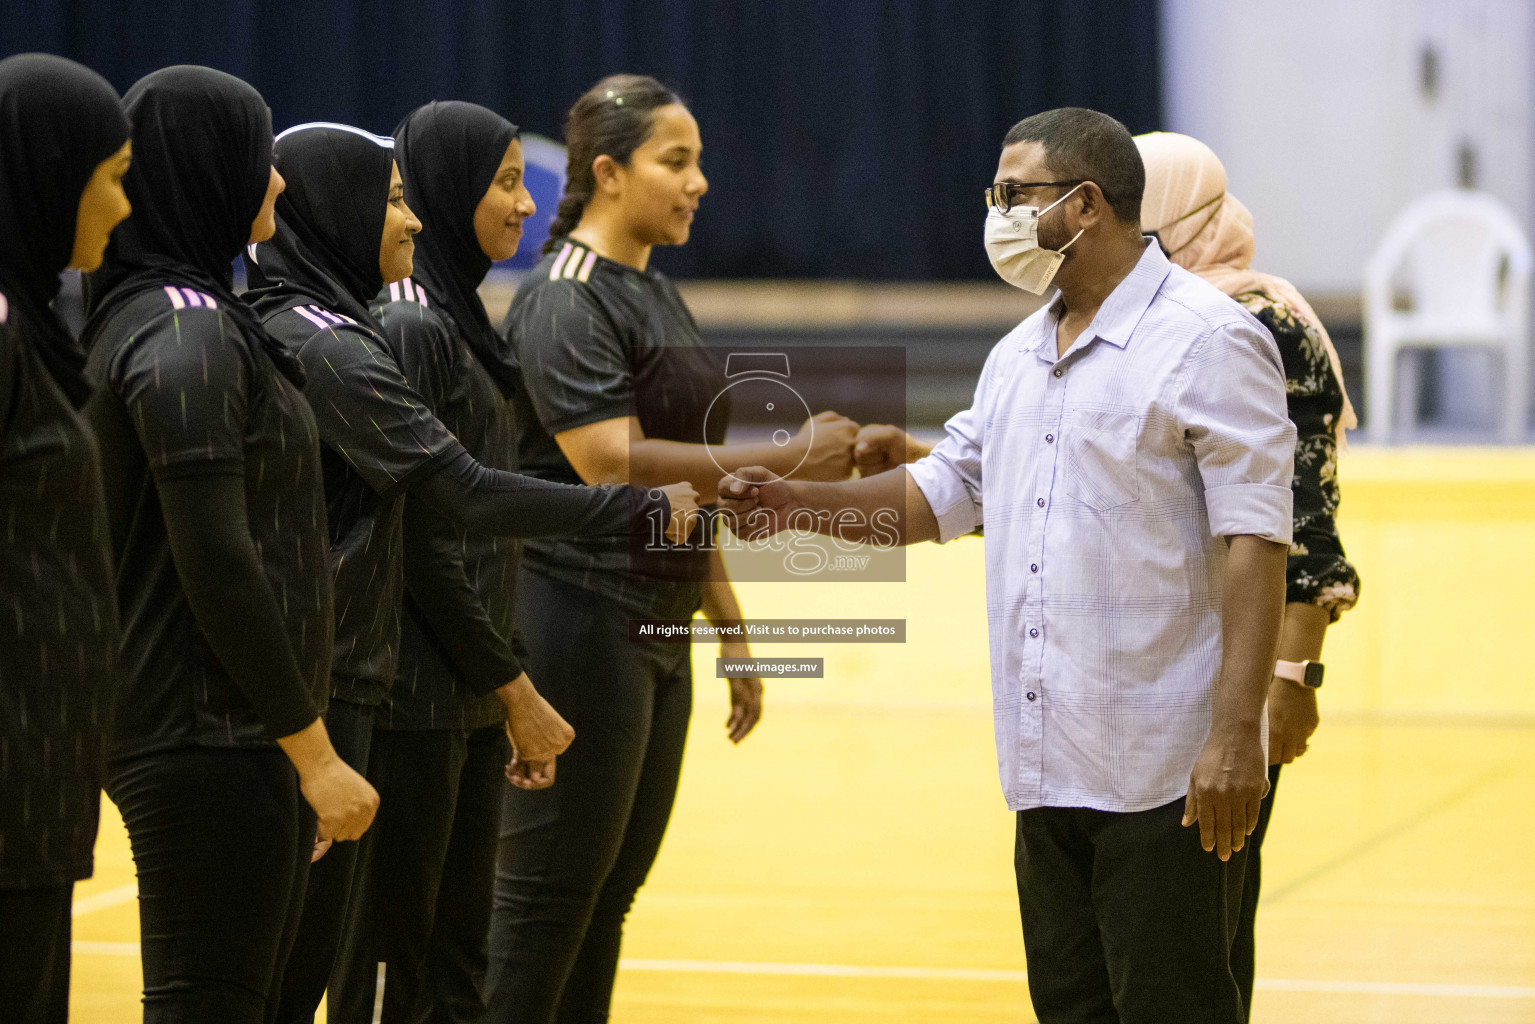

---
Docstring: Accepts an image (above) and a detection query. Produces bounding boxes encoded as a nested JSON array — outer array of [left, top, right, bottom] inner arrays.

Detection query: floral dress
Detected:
[[1239, 292, 1361, 622]]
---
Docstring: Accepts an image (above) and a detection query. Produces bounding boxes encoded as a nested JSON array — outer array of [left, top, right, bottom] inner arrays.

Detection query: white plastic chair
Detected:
[[1364, 189, 1532, 442]]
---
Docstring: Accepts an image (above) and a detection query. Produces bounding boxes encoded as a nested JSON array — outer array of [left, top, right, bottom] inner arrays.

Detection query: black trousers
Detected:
[[1015, 795, 1249, 1024], [1231, 762, 1282, 1021], [108, 746, 315, 1024], [275, 697, 376, 1024], [329, 723, 508, 1024], [0, 884, 72, 1024], [482, 570, 693, 1024]]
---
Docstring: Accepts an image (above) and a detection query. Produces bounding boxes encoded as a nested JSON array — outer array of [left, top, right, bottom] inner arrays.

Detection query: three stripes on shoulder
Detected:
[[549, 242, 597, 283], [293, 304, 359, 331], [162, 285, 219, 310], [386, 278, 428, 307]]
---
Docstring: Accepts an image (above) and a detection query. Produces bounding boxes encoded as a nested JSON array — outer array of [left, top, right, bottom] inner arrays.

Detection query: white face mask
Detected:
[[984, 182, 1085, 294]]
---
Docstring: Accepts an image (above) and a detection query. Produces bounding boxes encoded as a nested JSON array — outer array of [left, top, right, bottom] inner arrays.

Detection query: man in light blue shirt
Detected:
[[719, 108, 1294, 1024]]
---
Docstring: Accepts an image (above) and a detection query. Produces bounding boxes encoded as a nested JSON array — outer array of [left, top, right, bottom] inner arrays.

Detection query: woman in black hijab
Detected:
[[326, 101, 556, 1024], [244, 123, 694, 1024], [80, 65, 379, 1024], [0, 52, 129, 1024]]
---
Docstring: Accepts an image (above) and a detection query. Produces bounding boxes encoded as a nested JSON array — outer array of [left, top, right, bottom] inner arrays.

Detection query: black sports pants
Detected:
[[108, 746, 315, 1024], [0, 883, 72, 1024], [328, 723, 508, 1024], [482, 569, 693, 1024], [1231, 762, 1283, 1020], [1015, 795, 1250, 1024], [275, 696, 376, 1024]]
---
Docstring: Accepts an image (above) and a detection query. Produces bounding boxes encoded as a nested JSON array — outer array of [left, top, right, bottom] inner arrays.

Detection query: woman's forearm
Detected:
[[700, 547, 744, 625], [1276, 601, 1329, 663], [631, 437, 809, 502]]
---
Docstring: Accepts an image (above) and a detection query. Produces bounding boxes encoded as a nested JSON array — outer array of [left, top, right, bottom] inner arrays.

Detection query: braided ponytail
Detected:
[[541, 73, 681, 254]]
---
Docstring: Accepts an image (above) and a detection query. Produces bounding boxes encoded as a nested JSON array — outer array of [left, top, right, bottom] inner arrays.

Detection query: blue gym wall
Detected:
[[2, 0, 1162, 280]]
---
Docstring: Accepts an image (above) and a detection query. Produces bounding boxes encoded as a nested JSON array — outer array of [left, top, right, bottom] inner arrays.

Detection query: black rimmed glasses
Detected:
[[984, 179, 1087, 214]]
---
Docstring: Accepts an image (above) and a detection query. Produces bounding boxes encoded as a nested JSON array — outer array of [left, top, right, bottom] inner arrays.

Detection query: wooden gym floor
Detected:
[[69, 448, 1535, 1023]]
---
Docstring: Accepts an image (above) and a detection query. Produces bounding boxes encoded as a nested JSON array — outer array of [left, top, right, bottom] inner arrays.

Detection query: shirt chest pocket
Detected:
[[1063, 409, 1141, 511]]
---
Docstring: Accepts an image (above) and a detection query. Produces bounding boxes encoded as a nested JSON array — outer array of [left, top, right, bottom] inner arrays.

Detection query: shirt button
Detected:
[[1027, 691, 1037, 701], [1045, 433, 1054, 443], [1037, 498, 1045, 507], [1029, 628, 1039, 638], [1030, 563, 1039, 573], [1053, 368, 1063, 378]]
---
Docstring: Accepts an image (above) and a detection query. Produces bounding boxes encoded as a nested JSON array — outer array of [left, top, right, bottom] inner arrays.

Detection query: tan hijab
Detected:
[[1135, 131, 1357, 437]]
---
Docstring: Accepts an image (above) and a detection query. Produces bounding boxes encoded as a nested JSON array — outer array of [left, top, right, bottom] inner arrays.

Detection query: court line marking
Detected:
[[1265, 763, 1511, 904], [68, 945, 1535, 999], [70, 883, 138, 917]]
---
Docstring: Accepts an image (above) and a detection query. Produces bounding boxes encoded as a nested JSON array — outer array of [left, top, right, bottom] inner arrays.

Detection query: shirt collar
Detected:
[[1021, 238, 1170, 355]]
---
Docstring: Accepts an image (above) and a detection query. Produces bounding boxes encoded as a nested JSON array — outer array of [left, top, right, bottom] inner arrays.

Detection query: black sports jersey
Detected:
[[503, 242, 726, 618], [85, 286, 332, 759], [373, 282, 514, 731], [262, 303, 464, 706], [0, 291, 120, 887]]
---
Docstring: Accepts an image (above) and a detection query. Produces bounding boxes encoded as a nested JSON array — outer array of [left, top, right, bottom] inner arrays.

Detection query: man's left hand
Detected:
[[1182, 726, 1269, 861]]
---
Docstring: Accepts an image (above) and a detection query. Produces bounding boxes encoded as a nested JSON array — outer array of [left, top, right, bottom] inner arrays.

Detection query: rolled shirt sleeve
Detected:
[[907, 350, 997, 542], [1177, 317, 1296, 543]]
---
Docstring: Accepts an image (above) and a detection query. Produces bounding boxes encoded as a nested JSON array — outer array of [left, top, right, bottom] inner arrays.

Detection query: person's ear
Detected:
[[592, 154, 622, 197], [1076, 183, 1107, 229]]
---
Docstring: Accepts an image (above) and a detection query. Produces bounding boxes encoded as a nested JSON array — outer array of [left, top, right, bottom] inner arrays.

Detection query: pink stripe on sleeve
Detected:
[[549, 243, 573, 280], [293, 305, 331, 331]]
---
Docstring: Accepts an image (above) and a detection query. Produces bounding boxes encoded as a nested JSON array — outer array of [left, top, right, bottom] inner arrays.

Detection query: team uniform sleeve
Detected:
[[1175, 317, 1297, 543], [377, 299, 524, 694], [377, 298, 458, 415], [111, 307, 319, 740], [400, 495, 522, 696], [294, 321, 464, 496], [113, 306, 249, 478], [508, 282, 633, 435]]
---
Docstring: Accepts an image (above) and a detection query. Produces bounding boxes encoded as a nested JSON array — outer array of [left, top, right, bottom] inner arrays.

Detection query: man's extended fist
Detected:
[[854, 424, 931, 477]]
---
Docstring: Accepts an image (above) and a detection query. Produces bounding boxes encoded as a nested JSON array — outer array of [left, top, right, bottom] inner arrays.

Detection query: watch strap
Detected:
[[1275, 659, 1323, 688]]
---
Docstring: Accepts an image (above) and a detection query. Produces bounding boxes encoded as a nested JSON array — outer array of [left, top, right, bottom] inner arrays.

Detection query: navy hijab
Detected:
[[244, 123, 396, 330], [82, 65, 304, 385], [0, 53, 129, 404], [393, 101, 519, 394]]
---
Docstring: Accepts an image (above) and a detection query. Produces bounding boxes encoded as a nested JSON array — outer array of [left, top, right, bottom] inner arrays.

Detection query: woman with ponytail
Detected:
[[486, 74, 858, 1022]]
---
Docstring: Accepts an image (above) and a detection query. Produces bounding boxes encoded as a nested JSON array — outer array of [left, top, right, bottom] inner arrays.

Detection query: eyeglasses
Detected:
[[984, 179, 1087, 214]]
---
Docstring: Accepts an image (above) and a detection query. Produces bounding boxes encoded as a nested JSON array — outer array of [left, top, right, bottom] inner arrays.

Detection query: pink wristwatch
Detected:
[[1274, 659, 1324, 689]]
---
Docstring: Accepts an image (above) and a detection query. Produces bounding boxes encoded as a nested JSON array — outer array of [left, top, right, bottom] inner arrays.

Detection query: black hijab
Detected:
[[244, 123, 395, 330], [82, 65, 305, 385], [393, 101, 519, 394], [0, 53, 129, 405]]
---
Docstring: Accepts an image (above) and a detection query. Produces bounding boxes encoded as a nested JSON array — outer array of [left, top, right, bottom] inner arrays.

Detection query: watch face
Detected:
[[1303, 661, 1325, 688]]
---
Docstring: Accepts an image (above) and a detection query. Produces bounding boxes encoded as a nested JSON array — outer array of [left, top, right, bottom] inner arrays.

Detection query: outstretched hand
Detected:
[[798, 411, 859, 480], [854, 424, 930, 477], [717, 466, 804, 540]]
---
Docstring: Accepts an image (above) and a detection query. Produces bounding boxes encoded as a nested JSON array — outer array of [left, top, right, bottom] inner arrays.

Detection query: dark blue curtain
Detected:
[[3, 0, 1161, 279]]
